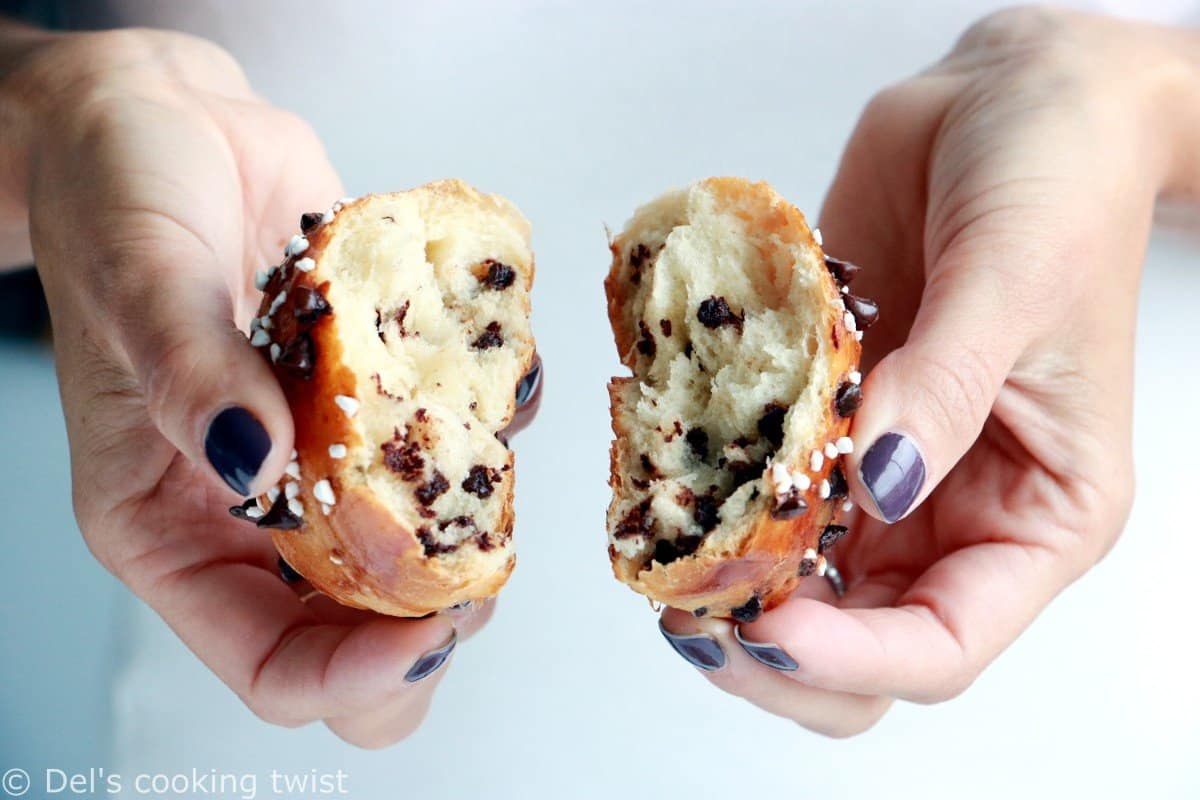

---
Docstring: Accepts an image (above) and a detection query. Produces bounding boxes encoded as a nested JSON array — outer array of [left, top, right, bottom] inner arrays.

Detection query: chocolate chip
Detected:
[[475, 530, 498, 551], [819, 524, 848, 553], [771, 488, 809, 520], [659, 319, 672, 337], [636, 320, 656, 357], [798, 557, 817, 576], [276, 333, 314, 378], [844, 293, 879, 330], [417, 526, 458, 556], [472, 321, 504, 350], [228, 498, 259, 521], [462, 465, 500, 499], [757, 402, 788, 448], [825, 256, 861, 285], [291, 286, 331, 325], [696, 296, 743, 331], [730, 595, 762, 623], [375, 308, 385, 342], [693, 494, 720, 533], [693, 606, 708, 618], [683, 342, 694, 359], [277, 556, 304, 583], [652, 535, 702, 565], [299, 212, 323, 233], [382, 439, 424, 480], [835, 382, 863, 417], [256, 493, 302, 531], [414, 408, 428, 423], [614, 498, 654, 539], [394, 300, 410, 337], [685, 427, 709, 461], [515, 356, 542, 407], [728, 459, 766, 490], [628, 243, 652, 284], [480, 259, 516, 290], [416, 470, 450, 505], [827, 466, 849, 500], [640, 453, 658, 477]]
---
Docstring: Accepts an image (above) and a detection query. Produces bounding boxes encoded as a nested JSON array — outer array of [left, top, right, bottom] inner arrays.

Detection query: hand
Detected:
[[4, 26, 489, 747], [658, 7, 1200, 736]]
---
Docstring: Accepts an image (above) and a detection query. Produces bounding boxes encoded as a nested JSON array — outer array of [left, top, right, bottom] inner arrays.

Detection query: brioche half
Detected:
[[232, 180, 538, 617], [604, 177, 874, 621]]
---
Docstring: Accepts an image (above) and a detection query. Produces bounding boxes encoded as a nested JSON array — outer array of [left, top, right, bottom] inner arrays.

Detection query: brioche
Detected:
[[604, 178, 872, 620], [230, 180, 537, 617]]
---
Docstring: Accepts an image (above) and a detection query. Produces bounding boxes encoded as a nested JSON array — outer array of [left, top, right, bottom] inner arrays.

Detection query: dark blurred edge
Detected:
[[0, 266, 51, 339]]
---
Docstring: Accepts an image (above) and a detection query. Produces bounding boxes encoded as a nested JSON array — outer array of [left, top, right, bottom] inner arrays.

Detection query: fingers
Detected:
[[658, 610, 891, 738], [150, 558, 472, 732], [734, 540, 1066, 703], [846, 263, 1032, 523]]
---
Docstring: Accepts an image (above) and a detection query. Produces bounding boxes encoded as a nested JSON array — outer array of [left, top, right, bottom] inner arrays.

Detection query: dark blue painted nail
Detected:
[[204, 407, 271, 496], [405, 631, 457, 682], [859, 432, 926, 523], [734, 626, 798, 671], [659, 620, 726, 672]]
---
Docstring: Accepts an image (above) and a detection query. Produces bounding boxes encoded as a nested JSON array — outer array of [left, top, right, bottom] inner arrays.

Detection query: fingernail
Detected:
[[859, 432, 926, 523], [734, 626, 798, 672], [404, 630, 457, 683], [658, 620, 726, 672], [204, 407, 271, 495]]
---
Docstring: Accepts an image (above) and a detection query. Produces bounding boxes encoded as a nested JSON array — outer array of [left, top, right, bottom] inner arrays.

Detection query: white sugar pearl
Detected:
[[818, 479, 831, 499], [855, 330, 864, 341], [812, 227, 823, 246], [269, 291, 287, 315], [313, 479, 336, 506], [245, 506, 264, 520], [321, 503, 332, 515], [295, 257, 315, 272], [849, 371, 862, 385], [249, 329, 270, 347], [824, 442, 839, 460], [269, 343, 281, 362], [328, 443, 348, 459], [285, 235, 309, 256], [267, 486, 280, 503], [810, 450, 824, 472], [287, 498, 304, 517], [254, 270, 270, 291], [329, 553, 343, 565], [770, 463, 792, 493], [285, 481, 300, 500], [321, 208, 336, 224], [836, 436, 854, 454], [842, 500, 854, 512], [843, 311, 857, 332], [285, 461, 301, 479], [334, 395, 359, 417], [790, 472, 812, 492]]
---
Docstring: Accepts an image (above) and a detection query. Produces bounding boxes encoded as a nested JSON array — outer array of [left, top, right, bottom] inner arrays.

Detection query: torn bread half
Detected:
[[604, 177, 874, 621], [232, 180, 538, 618]]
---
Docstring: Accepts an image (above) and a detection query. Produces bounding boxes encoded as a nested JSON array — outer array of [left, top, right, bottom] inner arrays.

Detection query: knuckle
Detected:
[[910, 346, 999, 441], [955, 6, 1072, 54], [141, 336, 210, 430]]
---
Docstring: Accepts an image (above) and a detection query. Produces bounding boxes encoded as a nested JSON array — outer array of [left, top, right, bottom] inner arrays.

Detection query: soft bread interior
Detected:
[[607, 179, 833, 567], [324, 185, 533, 562]]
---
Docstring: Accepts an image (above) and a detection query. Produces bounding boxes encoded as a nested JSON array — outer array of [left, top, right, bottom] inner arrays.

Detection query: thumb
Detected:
[[118, 238, 294, 498], [846, 264, 1028, 523]]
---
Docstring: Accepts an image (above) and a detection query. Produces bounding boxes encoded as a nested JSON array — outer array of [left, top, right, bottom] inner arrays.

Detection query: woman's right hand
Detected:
[[1, 24, 489, 748]]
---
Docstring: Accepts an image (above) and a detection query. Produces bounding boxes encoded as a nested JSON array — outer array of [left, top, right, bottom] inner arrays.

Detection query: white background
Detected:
[[1, 1, 1199, 798]]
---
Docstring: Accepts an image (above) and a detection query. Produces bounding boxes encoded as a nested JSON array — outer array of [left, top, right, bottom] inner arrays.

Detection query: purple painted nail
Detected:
[[734, 627, 798, 672], [659, 620, 726, 672], [859, 432, 926, 523], [404, 631, 457, 682]]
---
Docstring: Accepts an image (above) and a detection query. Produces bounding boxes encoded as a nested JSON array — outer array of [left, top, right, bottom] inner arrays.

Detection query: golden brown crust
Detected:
[[253, 184, 530, 618], [604, 177, 862, 620]]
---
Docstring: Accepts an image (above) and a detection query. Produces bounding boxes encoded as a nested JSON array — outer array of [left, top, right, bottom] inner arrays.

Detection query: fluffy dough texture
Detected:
[[243, 180, 536, 617], [604, 177, 866, 621]]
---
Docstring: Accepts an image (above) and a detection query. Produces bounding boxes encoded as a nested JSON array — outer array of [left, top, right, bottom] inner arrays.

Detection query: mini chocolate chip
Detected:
[[475, 530, 498, 551], [636, 320, 657, 357], [382, 439, 424, 480], [417, 526, 457, 556], [728, 459, 765, 489], [659, 319, 672, 337], [685, 427, 709, 461], [614, 498, 654, 539], [757, 402, 787, 448], [394, 300, 411, 337], [228, 498, 259, 521], [414, 408, 428, 423], [292, 286, 332, 325], [771, 488, 809, 520], [827, 466, 849, 500], [693, 606, 708, 618], [628, 243, 652, 284], [835, 382, 863, 417], [256, 493, 302, 531], [798, 557, 817, 577], [416, 470, 450, 505], [696, 296, 743, 331], [631, 477, 650, 490], [730, 595, 763, 623], [462, 465, 500, 499], [652, 535, 702, 566], [683, 342, 694, 359], [693, 494, 720, 533], [640, 453, 658, 477], [375, 308, 385, 342], [472, 321, 504, 350], [819, 524, 849, 553], [299, 211, 323, 233], [515, 356, 542, 407], [480, 259, 516, 290], [277, 556, 304, 583], [825, 256, 861, 285], [844, 293, 879, 330], [276, 333, 314, 378]]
